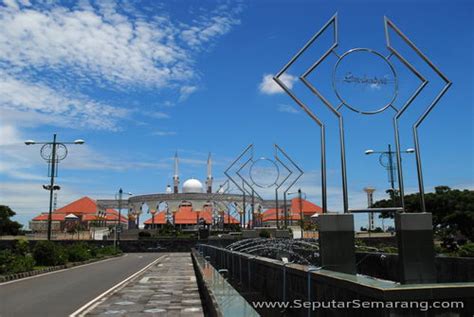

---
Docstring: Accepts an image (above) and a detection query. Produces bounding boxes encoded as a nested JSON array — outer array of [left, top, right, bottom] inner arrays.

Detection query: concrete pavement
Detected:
[[85, 253, 204, 317], [0, 253, 162, 317]]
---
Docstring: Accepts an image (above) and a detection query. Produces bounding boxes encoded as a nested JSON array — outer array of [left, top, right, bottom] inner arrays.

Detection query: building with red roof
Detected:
[[30, 196, 127, 233], [144, 204, 239, 229], [259, 198, 322, 227]]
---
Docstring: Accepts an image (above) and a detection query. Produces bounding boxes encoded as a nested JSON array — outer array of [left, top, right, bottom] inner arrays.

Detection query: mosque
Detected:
[[30, 152, 322, 233]]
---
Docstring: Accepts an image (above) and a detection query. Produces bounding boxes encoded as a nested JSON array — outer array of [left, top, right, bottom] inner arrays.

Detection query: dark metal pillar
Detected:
[[47, 134, 57, 241]]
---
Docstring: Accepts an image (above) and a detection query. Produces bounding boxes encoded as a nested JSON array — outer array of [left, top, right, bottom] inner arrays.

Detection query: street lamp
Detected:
[[288, 189, 307, 239], [364, 144, 414, 201], [25, 133, 84, 240], [115, 188, 132, 244]]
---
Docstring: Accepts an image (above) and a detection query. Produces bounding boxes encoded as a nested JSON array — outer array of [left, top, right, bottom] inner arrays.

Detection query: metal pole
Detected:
[[251, 189, 255, 229], [47, 134, 57, 241], [242, 183, 246, 228], [276, 190, 279, 229], [117, 188, 122, 243], [283, 192, 287, 228], [299, 189, 303, 238], [387, 144, 396, 205], [339, 117, 349, 213]]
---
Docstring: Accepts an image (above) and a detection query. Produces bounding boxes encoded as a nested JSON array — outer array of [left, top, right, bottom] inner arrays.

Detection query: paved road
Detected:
[[0, 253, 161, 317]]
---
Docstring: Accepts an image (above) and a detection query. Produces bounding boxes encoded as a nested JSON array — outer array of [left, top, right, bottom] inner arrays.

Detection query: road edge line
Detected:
[[0, 254, 127, 286], [69, 254, 166, 317]]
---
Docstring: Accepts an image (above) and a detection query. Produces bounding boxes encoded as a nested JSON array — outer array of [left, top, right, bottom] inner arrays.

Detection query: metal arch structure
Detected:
[[275, 13, 451, 213], [384, 17, 452, 212], [273, 14, 336, 214], [210, 180, 242, 228], [275, 144, 305, 227], [226, 144, 304, 228]]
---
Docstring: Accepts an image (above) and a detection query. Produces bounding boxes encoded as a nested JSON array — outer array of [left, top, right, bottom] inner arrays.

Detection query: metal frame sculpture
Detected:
[[225, 144, 303, 228], [274, 13, 451, 213], [275, 145, 304, 228], [210, 180, 242, 228]]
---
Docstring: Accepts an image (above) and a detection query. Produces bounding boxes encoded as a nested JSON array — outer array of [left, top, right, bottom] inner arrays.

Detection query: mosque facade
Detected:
[[30, 152, 322, 233]]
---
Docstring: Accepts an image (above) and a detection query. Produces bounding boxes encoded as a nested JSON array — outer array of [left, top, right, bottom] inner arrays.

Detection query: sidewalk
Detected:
[[86, 253, 203, 316]]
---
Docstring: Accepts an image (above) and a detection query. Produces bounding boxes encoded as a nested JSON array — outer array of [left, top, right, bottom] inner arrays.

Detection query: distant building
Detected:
[[260, 198, 322, 227], [30, 196, 127, 233], [144, 204, 239, 229]]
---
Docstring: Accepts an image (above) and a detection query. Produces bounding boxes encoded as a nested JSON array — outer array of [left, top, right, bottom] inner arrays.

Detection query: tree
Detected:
[[0, 205, 22, 236], [373, 186, 474, 241]]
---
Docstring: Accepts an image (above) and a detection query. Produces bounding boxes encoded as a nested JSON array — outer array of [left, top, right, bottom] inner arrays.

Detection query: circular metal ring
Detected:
[[249, 157, 280, 188], [332, 48, 398, 115], [40, 143, 68, 161], [379, 153, 391, 168]]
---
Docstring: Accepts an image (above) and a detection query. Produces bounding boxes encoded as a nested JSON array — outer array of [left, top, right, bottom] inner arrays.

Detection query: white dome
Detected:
[[182, 178, 203, 193]]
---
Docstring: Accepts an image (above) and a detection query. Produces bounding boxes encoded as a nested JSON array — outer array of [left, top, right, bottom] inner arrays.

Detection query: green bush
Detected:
[[13, 239, 30, 256], [33, 241, 67, 266], [457, 243, 474, 257], [97, 246, 121, 256], [66, 243, 92, 262], [0, 249, 14, 274], [8, 254, 35, 273], [0, 250, 35, 274], [88, 245, 99, 257], [259, 229, 271, 238]]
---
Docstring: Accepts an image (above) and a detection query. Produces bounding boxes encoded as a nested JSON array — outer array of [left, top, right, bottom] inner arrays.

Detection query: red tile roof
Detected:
[[31, 197, 127, 223], [32, 213, 67, 221], [144, 206, 239, 225], [103, 209, 128, 223], [53, 196, 97, 214], [261, 198, 322, 222]]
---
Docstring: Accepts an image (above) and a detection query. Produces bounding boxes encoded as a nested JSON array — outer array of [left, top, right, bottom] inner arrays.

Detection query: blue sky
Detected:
[[0, 0, 472, 230]]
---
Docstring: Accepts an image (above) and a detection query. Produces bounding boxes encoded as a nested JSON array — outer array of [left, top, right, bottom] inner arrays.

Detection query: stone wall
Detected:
[[0, 238, 236, 253], [356, 252, 474, 283], [198, 245, 474, 317]]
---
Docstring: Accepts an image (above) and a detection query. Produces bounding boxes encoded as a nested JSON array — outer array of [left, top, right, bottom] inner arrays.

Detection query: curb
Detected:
[[0, 254, 123, 283]]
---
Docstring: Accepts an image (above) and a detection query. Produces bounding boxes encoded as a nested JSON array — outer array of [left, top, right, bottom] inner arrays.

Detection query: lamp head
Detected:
[[405, 148, 415, 153], [365, 149, 374, 155], [74, 139, 85, 144], [25, 140, 36, 145]]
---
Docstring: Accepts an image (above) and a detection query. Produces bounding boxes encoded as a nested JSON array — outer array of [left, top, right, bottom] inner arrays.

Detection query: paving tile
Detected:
[[87, 253, 204, 317]]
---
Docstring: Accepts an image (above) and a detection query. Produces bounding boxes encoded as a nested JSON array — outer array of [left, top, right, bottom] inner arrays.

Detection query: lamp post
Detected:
[[25, 134, 84, 240], [115, 188, 132, 244], [288, 189, 306, 238], [365, 145, 414, 202]]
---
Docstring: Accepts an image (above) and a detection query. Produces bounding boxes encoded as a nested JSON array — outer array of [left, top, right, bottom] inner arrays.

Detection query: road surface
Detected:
[[0, 253, 161, 317]]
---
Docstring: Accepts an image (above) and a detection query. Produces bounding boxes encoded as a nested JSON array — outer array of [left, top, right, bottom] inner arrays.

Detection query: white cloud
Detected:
[[0, 1, 242, 134], [151, 130, 176, 137], [259, 73, 297, 95], [0, 181, 85, 228], [0, 1, 240, 90], [277, 104, 300, 114], [0, 124, 21, 146], [147, 111, 170, 119], [0, 72, 128, 130], [180, 7, 241, 51], [178, 85, 198, 102]]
